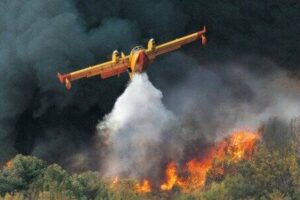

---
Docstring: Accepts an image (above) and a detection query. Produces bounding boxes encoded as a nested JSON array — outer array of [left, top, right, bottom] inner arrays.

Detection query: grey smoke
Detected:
[[96, 54, 300, 180], [151, 55, 300, 145], [0, 0, 140, 162]]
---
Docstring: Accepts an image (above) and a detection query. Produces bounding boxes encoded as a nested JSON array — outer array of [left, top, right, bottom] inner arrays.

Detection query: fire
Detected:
[[110, 176, 119, 188], [159, 129, 260, 192], [225, 129, 260, 161], [160, 161, 177, 191], [178, 156, 213, 191], [159, 151, 215, 192], [135, 179, 151, 193], [117, 129, 260, 193], [4, 160, 13, 169]]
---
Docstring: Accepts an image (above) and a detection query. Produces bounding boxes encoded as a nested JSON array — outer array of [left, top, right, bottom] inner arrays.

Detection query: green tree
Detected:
[[223, 145, 300, 199], [201, 182, 232, 200], [68, 171, 111, 200], [29, 163, 75, 199], [0, 155, 46, 195]]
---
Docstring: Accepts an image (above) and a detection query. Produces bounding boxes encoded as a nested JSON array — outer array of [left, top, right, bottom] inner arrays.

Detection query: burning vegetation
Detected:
[[132, 129, 260, 193], [1, 119, 300, 200], [135, 179, 151, 193]]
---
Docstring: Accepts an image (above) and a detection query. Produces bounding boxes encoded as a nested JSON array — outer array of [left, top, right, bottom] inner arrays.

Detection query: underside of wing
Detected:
[[58, 56, 129, 89], [99, 62, 129, 79]]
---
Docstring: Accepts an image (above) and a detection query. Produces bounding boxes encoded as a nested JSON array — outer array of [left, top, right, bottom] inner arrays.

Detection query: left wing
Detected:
[[58, 54, 129, 90]]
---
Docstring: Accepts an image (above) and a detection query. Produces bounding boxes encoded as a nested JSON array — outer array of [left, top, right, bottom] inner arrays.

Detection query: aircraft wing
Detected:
[[146, 26, 206, 60], [57, 56, 129, 90]]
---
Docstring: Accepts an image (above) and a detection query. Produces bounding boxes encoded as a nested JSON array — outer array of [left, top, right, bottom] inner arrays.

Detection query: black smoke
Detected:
[[0, 0, 299, 170]]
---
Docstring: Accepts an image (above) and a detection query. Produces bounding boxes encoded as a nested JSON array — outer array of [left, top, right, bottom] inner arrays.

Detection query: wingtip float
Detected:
[[58, 26, 207, 90]]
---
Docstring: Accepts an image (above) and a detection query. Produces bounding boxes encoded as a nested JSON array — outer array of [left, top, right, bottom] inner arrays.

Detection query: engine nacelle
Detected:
[[112, 50, 119, 63], [147, 38, 156, 52]]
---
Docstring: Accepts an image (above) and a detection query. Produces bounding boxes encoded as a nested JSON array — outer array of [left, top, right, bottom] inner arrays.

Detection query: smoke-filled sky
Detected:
[[0, 0, 299, 169]]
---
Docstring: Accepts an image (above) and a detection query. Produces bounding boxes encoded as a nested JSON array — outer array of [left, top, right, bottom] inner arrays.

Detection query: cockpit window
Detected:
[[131, 46, 144, 53]]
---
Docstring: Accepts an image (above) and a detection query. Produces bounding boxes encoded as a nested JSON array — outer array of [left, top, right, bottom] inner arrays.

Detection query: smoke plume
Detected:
[[156, 56, 300, 142]]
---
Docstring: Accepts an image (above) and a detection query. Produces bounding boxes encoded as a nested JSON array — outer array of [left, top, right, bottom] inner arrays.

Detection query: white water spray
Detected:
[[97, 74, 176, 178]]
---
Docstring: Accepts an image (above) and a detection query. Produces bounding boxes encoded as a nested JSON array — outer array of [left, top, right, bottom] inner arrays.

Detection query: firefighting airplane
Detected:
[[57, 26, 207, 90]]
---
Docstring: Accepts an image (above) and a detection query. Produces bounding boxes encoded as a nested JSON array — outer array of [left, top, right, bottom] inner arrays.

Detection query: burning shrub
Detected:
[[130, 129, 261, 193]]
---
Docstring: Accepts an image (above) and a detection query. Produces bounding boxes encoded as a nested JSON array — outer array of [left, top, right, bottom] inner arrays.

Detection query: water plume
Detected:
[[97, 73, 176, 178]]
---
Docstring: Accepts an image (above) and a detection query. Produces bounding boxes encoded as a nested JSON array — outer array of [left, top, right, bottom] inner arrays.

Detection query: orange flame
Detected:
[[135, 179, 151, 193], [116, 129, 260, 193], [159, 129, 260, 192], [110, 176, 119, 188], [4, 160, 13, 169], [178, 156, 213, 191], [160, 161, 178, 191], [225, 129, 260, 161]]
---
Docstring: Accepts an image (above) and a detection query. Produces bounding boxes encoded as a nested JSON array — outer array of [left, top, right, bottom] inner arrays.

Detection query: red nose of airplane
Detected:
[[136, 51, 149, 73]]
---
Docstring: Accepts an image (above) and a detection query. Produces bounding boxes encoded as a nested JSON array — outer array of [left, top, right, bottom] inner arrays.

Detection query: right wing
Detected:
[[146, 26, 206, 60], [58, 55, 129, 90]]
